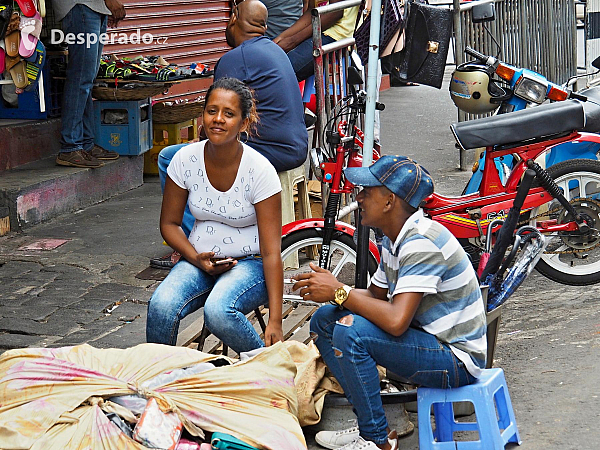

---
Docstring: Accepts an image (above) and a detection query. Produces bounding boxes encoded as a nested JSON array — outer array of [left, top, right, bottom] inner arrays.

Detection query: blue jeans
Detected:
[[310, 306, 475, 445], [286, 35, 336, 81], [59, 5, 107, 153], [158, 143, 194, 237], [146, 257, 268, 353]]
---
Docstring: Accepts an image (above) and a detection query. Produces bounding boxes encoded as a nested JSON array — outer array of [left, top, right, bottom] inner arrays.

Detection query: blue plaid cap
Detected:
[[344, 155, 434, 208]]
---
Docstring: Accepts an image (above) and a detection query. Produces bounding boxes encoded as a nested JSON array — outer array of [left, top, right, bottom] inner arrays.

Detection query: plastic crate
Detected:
[[144, 143, 165, 175], [93, 98, 153, 156]]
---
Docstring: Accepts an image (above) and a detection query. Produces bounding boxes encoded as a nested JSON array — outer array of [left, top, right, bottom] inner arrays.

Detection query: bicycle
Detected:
[[281, 67, 382, 292]]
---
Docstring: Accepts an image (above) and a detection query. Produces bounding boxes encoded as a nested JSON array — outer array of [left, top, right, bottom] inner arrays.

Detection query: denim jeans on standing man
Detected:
[[146, 256, 268, 353], [310, 305, 476, 445], [59, 5, 107, 153]]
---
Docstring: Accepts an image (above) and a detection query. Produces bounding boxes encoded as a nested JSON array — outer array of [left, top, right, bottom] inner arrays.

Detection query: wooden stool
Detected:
[[279, 164, 313, 268]]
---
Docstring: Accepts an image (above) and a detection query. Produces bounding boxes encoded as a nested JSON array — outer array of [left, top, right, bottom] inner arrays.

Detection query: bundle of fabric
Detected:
[[0, 342, 313, 449]]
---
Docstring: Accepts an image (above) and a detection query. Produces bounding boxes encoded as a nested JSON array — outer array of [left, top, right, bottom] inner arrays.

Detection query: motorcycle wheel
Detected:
[[531, 159, 600, 285], [281, 229, 379, 289]]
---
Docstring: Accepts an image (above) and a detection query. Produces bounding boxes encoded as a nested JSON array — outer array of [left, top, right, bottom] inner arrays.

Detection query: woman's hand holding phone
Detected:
[[196, 252, 237, 275]]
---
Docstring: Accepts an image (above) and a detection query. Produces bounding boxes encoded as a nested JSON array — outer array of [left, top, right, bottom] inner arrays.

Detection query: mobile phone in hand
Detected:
[[213, 258, 234, 265]]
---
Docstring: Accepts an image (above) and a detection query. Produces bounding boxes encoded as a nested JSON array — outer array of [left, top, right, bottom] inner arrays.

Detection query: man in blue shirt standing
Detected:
[[152, 0, 308, 268]]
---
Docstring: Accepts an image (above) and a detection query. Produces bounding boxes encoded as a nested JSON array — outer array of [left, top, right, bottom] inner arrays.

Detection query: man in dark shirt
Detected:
[[152, 0, 308, 268], [215, 0, 308, 172], [260, 0, 303, 40]]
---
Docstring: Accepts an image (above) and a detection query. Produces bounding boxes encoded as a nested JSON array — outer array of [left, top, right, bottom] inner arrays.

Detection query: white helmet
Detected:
[[449, 63, 509, 114]]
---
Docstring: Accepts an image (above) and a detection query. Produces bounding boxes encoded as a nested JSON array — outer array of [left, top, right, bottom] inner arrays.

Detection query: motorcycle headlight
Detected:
[[309, 147, 327, 182], [514, 73, 548, 104]]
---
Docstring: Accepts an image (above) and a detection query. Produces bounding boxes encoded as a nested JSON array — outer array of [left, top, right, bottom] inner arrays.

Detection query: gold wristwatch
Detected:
[[331, 284, 352, 309]]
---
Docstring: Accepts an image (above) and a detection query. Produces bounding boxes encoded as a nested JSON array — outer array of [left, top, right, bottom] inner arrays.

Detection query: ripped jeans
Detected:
[[310, 305, 475, 445]]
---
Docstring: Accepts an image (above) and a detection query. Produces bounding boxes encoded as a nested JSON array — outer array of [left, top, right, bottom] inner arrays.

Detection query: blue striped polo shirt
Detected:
[[371, 210, 487, 377]]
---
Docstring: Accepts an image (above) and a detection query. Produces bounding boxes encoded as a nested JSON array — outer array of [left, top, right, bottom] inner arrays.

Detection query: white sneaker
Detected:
[[338, 437, 378, 449], [337, 436, 398, 450], [315, 425, 360, 449], [315, 428, 398, 450]]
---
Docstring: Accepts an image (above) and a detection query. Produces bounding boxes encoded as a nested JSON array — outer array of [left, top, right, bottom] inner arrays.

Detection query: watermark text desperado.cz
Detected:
[[51, 29, 168, 48]]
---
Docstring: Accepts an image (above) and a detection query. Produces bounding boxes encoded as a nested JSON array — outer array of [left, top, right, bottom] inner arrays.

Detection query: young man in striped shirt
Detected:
[[293, 156, 487, 450]]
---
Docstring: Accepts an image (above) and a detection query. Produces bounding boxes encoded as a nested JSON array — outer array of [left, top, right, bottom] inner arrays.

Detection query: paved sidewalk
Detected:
[[0, 180, 164, 352]]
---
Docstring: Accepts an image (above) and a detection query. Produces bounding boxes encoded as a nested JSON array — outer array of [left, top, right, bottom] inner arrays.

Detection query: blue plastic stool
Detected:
[[417, 368, 521, 449]]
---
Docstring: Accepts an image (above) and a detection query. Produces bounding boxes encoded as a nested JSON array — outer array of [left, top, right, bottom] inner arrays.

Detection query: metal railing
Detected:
[[456, 0, 576, 87], [311, 0, 361, 151]]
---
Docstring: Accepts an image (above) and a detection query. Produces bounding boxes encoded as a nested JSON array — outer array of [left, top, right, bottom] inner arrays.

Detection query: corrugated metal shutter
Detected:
[[103, 0, 230, 101]]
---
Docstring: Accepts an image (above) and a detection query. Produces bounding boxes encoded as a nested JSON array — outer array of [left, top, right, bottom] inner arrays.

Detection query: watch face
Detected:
[[335, 287, 347, 304]]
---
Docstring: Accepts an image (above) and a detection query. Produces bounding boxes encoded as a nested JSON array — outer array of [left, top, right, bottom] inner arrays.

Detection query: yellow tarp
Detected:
[[0, 342, 310, 449]]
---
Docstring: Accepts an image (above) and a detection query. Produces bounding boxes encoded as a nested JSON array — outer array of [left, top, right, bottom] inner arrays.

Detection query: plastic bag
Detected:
[[132, 398, 183, 450]]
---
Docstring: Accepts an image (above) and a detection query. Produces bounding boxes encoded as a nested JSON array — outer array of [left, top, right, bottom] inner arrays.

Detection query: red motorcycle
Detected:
[[428, 99, 600, 285], [281, 71, 600, 288]]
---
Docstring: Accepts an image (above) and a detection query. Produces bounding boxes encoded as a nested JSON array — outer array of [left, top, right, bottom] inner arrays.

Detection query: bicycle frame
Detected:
[[424, 131, 600, 240], [320, 123, 381, 196]]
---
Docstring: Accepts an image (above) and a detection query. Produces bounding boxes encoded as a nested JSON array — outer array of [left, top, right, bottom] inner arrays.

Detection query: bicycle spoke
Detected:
[[331, 249, 353, 277]]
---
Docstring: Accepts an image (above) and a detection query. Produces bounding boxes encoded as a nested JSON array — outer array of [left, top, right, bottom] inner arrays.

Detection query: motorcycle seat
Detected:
[[451, 100, 585, 150], [578, 87, 600, 132]]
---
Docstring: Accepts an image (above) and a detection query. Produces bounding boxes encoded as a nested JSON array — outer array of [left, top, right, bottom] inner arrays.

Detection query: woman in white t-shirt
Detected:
[[146, 77, 284, 353]]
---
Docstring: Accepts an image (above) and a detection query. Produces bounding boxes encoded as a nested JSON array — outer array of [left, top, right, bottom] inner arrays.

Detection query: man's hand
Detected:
[[195, 252, 237, 276], [292, 262, 343, 303], [272, 35, 294, 53], [105, 0, 126, 27], [264, 321, 283, 346]]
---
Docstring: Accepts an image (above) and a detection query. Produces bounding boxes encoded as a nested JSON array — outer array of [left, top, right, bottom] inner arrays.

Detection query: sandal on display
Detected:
[[5, 11, 20, 35], [15, 0, 36, 17], [158, 68, 180, 80], [24, 39, 43, 91], [8, 58, 28, 88], [0, 1, 12, 39], [105, 62, 134, 79], [19, 12, 41, 58], [4, 52, 18, 71], [4, 30, 19, 56], [139, 67, 183, 81]]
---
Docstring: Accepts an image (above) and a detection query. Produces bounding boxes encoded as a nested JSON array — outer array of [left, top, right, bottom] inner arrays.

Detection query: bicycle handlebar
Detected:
[[569, 91, 588, 102], [465, 46, 488, 62]]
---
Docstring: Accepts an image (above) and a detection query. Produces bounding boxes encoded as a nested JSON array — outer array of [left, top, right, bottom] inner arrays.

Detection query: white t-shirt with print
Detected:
[[167, 141, 282, 258]]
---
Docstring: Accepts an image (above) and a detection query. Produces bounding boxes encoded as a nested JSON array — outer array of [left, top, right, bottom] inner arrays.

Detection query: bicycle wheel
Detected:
[[281, 229, 379, 289], [531, 159, 600, 285]]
